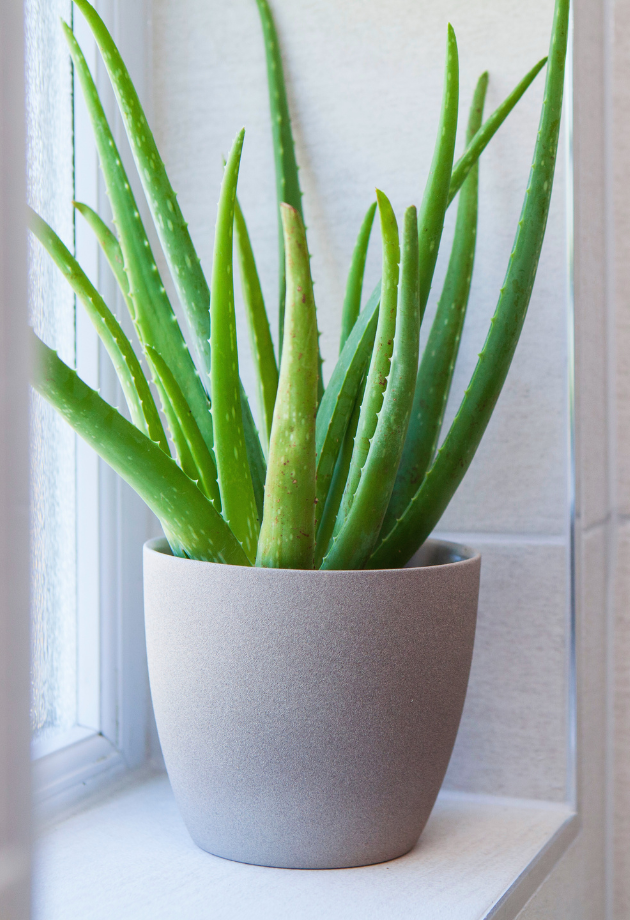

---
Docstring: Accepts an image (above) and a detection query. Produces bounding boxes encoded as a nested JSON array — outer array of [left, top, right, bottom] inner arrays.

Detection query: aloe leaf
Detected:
[[314, 373, 365, 568], [28, 206, 169, 455], [339, 201, 377, 354], [417, 24, 459, 319], [240, 391, 266, 524], [332, 190, 400, 539], [369, 0, 569, 570], [234, 196, 279, 456], [318, 52, 543, 426], [386, 71, 488, 526], [70, 9, 269, 485], [314, 43, 542, 524], [210, 130, 259, 563], [146, 347, 220, 505], [63, 23, 217, 463], [256, 205, 318, 569], [73, 201, 134, 315], [147, 372, 199, 482], [322, 204, 421, 570], [448, 56, 548, 207], [254, 0, 304, 357], [31, 330, 249, 566], [71, 203, 217, 494], [72, 0, 212, 369], [315, 282, 380, 518], [321, 192, 399, 563]]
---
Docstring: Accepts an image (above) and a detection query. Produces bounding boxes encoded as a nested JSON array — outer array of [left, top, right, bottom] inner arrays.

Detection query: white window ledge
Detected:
[[32, 734, 127, 824], [33, 770, 578, 920]]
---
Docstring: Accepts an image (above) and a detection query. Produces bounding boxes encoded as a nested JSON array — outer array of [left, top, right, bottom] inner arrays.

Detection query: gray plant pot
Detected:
[[143, 537, 481, 869]]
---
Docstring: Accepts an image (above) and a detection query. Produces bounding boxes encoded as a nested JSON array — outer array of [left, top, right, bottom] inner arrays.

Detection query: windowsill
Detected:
[[33, 769, 578, 920], [32, 733, 126, 825]]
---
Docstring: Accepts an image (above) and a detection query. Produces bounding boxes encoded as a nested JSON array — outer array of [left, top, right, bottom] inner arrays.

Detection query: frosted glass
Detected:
[[26, 0, 78, 745]]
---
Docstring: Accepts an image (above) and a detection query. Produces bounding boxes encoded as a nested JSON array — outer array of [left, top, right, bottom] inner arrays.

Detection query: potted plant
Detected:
[[29, 0, 569, 869]]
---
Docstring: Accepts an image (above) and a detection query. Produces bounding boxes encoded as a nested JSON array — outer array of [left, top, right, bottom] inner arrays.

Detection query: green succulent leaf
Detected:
[[234, 196, 279, 456], [145, 368, 200, 483], [386, 71, 488, 526], [31, 330, 249, 566], [63, 21, 217, 467], [322, 202, 421, 570], [257, 205, 318, 569], [28, 206, 169, 454], [417, 23, 459, 319], [448, 56, 548, 206], [146, 347, 220, 505], [35, 0, 565, 575], [315, 282, 380, 521], [73, 201, 134, 314], [72, 0, 212, 370], [240, 391, 267, 525], [254, 0, 324, 406], [339, 201, 377, 354], [313, 36, 544, 544], [369, 0, 569, 569], [254, 0, 304, 358], [210, 130, 260, 563], [320, 48, 545, 458], [70, 7, 269, 497], [314, 373, 365, 568], [329, 189, 401, 545]]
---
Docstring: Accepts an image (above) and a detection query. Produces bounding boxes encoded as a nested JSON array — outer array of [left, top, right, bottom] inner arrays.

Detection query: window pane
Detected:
[[26, 0, 77, 747]]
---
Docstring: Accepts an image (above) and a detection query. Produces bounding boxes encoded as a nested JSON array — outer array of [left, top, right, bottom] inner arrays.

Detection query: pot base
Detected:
[[196, 839, 419, 871]]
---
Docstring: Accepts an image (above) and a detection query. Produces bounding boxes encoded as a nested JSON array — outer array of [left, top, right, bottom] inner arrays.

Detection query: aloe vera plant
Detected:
[[30, 0, 569, 570]]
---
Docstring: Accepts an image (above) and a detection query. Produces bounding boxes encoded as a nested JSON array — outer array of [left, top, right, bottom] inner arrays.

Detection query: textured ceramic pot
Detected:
[[143, 537, 481, 869]]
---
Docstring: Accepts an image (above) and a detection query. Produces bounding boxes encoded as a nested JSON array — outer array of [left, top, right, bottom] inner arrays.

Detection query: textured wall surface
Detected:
[[151, 0, 570, 807], [444, 541, 568, 801]]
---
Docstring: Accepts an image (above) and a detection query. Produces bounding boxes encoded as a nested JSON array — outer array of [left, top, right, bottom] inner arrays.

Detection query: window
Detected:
[[27, 0, 156, 815], [27, 0, 79, 759]]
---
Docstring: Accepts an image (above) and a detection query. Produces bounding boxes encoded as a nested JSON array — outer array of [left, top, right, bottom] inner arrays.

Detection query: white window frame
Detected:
[[31, 0, 157, 821]]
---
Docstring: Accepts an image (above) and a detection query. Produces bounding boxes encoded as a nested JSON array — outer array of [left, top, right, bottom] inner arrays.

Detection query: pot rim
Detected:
[[144, 536, 481, 575]]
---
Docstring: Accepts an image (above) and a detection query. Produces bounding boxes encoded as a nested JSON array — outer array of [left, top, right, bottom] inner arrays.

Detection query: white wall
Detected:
[[151, 0, 571, 806]]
